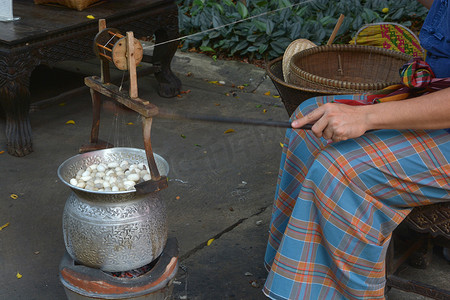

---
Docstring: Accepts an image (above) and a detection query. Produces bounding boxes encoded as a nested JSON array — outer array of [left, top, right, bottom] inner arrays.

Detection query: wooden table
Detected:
[[0, 0, 181, 156]]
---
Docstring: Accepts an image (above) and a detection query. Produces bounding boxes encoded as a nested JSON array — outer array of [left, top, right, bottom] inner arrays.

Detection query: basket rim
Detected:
[[266, 56, 350, 95], [289, 44, 412, 91]]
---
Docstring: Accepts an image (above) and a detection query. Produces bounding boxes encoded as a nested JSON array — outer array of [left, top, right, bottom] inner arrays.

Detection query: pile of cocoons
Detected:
[[69, 160, 151, 192]]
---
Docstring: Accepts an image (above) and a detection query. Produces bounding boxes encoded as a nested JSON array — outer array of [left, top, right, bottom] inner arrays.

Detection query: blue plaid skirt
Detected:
[[263, 95, 450, 300]]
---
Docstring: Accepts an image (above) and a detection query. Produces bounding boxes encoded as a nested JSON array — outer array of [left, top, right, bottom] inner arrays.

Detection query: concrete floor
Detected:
[[0, 50, 448, 300]]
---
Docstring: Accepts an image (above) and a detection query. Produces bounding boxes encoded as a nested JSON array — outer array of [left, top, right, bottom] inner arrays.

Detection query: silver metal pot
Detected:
[[57, 148, 169, 272]]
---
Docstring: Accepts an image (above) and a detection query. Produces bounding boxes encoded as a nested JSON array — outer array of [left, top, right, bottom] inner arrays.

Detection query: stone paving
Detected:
[[0, 50, 448, 299]]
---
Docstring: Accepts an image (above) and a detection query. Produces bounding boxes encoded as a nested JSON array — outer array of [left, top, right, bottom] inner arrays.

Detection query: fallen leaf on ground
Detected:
[[86, 15, 95, 19], [0, 222, 9, 231], [194, 144, 201, 147], [58, 102, 66, 106], [10, 194, 18, 199], [255, 105, 262, 108], [65, 120, 75, 125], [207, 238, 214, 246], [224, 129, 235, 134], [16, 272, 22, 279], [180, 134, 186, 139], [0, 151, 4, 155], [280, 142, 284, 148], [264, 91, 271, 96], [237, 85, 245, 90], [262, 109, 268, 113], [176, 95, 182, 98], [127, 122, 134, 125], [273, 95, 280, 98], [215, 103, 221, 106], [176, 196, 180, 200]]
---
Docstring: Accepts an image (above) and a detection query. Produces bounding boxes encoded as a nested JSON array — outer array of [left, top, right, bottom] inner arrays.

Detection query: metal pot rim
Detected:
[[57, 147, 169, 196]]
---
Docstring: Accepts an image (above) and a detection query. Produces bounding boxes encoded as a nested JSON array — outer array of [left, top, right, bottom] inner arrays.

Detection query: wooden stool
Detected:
[[386, 202, 450, 299]]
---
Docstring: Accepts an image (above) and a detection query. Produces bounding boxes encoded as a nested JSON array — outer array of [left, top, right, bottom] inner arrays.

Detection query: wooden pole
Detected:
[[327, 14, 345, 45], [127, 31, 138, 99], [98, 19, 110, 83]]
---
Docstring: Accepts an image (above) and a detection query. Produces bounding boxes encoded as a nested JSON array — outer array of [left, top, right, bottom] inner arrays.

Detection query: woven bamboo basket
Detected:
[[34, 0, 102, 11], [288, 44, 411, 93], [267, 56, 351, 116]]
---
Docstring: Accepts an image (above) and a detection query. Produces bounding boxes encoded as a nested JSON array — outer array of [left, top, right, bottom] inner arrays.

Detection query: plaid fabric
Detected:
[[263, 95, 450, 300]]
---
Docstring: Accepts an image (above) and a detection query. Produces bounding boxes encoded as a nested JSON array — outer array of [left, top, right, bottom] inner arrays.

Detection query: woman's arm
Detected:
[[291, 87, 450, 142], [417, 0, 433, 9]]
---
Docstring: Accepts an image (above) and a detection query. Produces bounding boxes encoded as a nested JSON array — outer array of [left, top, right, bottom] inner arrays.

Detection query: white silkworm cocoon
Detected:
[[127, 174, 140, 182], [108, 162, 119, 168], [77, 182, 86, 188], [81, 176, 92, 182], [123, 180, 135, 190], [69, 158, 156, 192]]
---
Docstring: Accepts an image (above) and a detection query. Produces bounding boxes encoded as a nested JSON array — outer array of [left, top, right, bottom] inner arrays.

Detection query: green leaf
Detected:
[[247, 46, 259, 52], [266, 19, 275, 35], [252, 19, 267, 31], [235, 40, 249, 51], [258, 43, 268, 54], [212, 3, 224, 14], [391, 8, 405, 20], [199, 46, 215, 52], [236, 2, 249, 19], [223, 0, 234, 6]]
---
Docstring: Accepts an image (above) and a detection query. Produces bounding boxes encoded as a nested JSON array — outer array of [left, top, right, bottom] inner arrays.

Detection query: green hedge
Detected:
[[176, 0, 428, 61]]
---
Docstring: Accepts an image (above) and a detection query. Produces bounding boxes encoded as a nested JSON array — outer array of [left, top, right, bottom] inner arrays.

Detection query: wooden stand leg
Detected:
[[134, 117, 168, 194]]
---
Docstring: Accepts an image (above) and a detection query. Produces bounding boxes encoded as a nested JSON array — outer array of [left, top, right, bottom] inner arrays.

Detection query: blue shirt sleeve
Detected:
[[419, 0, 450, 77]]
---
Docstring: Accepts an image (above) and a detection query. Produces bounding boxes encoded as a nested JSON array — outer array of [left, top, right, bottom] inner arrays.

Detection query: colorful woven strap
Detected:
[[333, 58, 450, 105]]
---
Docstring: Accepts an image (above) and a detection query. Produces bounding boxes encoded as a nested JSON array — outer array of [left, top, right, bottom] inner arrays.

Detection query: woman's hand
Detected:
[[291, 103, 370, 142]]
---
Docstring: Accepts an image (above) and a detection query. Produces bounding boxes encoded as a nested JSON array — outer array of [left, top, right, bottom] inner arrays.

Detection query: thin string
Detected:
[[103, 33, 117, 56], [146, 0, 315, 49], [119, 71, 126, 91]]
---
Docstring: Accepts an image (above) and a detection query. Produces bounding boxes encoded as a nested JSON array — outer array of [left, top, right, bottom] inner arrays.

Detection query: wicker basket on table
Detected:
[[266, 44, 411, 116]]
